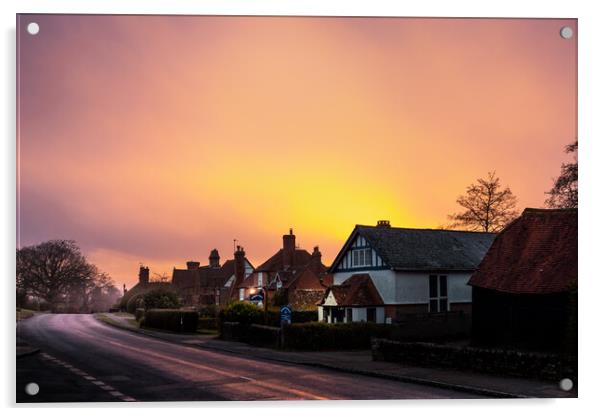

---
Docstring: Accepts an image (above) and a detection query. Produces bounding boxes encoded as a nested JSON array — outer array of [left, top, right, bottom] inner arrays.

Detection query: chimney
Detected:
[[310, 246, 323, 275], [209, 249, 220, 268], [377, 220, 391, 228], [138, 266, 149, 285], [282, 228, 296, 270], [186, 261, 200, 270], [231, 245, 246, 298]]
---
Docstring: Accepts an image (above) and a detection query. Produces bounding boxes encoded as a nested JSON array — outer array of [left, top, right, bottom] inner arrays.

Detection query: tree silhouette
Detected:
[[448, 172, 518, 232], [546, 140, 578, 209], [16, 240, 114, 311]]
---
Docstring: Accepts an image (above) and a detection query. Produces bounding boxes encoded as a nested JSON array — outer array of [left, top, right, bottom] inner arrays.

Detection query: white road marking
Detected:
[[39, 353, 136, 402]]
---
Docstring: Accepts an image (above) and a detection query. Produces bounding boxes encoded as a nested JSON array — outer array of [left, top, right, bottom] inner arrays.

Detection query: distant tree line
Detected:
[[16, 240, 120, 313]]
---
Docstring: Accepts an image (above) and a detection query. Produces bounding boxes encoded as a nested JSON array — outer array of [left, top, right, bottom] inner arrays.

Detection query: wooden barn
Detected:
[[469, 208, 577, 351]]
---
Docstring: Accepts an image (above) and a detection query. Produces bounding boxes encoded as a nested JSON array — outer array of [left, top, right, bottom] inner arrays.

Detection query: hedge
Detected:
[[198, 317, 217, 330], [282, 322, 392, 350], [141, 309, 198, 333], [218, 302, 263, 328]]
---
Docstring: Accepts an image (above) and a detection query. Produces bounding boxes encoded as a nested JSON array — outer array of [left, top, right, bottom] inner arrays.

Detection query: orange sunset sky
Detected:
[[17, 15, 577, 290]]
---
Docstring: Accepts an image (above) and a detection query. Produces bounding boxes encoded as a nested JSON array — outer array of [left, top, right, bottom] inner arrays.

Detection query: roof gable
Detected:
[[330, 225, 496, 272], [322, 274, 384, 306], [469, 208, 577, 294]]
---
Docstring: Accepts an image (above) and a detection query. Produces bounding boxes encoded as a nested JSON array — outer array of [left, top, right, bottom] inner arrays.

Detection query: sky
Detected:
[[17, 15, 577, 290]]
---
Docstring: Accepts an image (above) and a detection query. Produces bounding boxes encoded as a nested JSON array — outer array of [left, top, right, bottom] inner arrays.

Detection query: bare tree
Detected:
[[16, 240, 113, 311], [546, 140, 578, 209], [448, 172, 518, 232]]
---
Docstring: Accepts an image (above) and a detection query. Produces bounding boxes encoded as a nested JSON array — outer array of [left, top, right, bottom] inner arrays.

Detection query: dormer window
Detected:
[[352, 248, 373, 267]]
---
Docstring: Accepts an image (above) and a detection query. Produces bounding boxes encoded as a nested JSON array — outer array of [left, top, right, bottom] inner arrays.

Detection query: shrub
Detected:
[[135, 308, 145, 322], [219, 301, 263, 328], [198, 304, 218, 318], [141, 309, 198, 333], [143, 289, 181, 310], [198, 317, 217, 330], [264, 308, 318, 327], [126, 293, 145, 315], [282, 322, 392, 350]]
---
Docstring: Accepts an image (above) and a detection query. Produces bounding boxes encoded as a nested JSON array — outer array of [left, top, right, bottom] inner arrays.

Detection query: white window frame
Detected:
[[428, 275, 449, 313], [239, 288, 245, 301], [257, 272, 263, 287]]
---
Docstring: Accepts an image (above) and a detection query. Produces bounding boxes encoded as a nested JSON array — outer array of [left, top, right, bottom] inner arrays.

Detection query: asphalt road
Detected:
[[17, 314, 483, 402]]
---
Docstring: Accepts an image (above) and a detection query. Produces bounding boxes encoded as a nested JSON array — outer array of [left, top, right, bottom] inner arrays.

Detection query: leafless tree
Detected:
[[16, 240, 114, 311], [546, 140, 578, 209], [448, 172, 518, 232]]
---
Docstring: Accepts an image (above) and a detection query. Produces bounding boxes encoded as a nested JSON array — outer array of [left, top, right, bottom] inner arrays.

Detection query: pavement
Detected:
[[17, 314, 486, 402], [96, 313, 576, 399]]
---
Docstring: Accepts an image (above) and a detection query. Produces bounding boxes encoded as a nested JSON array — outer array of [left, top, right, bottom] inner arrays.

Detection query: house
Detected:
[[234, 229, 331, 310], [171, 248, 254, 307], [469, 208, 577, 350], [120, 265, 173, 310], [319, 220, 496, 323]]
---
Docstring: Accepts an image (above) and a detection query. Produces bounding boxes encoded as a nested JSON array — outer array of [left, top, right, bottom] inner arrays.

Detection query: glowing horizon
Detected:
[[17, 15, 577, 289]]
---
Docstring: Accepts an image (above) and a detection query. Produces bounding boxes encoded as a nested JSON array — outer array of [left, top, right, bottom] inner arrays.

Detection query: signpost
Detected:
[[280, 305, 292, 326]]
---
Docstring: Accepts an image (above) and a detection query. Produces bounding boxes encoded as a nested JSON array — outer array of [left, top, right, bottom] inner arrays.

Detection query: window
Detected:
[[428, 275, 448, 312], [351, 248, 372, 268], [346, 308, 353, 322], [239, 288, 244, 301], [367, 307, 376, 323], [257, 272, 263, 287]]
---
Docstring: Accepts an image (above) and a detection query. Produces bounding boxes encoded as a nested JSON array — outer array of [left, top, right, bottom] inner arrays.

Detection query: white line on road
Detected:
[[39, 353, 136, 402]]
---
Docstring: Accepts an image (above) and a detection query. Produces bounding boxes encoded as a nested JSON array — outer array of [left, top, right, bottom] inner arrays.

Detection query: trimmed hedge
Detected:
[[198, 317, 217, 330], [282, 322, 392, 350], [143, 289, 181, 310], [246, 324, 281, 349], [264, 309, 318, 327], [141, 309, 198, 333]]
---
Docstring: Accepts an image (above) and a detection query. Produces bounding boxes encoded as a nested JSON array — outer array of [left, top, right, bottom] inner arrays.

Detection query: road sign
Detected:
[[250, 292, 264, 302], [280, 305, 292, 325]]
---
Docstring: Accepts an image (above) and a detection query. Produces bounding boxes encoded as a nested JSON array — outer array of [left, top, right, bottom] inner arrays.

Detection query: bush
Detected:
[[219, 301, 263, 328], [126, 294, 145, 315], [198, 317, 217, 330], [264, 309, 318, 327], [143, 289, 181, 310], [198, 304, 218, 318], [141, 309, 198, 333], [282, 322, 392, 350], [135, 308, 145, 321]]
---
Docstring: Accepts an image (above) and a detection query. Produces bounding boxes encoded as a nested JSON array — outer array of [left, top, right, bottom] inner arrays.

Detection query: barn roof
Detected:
[[331, 224, 496, 272], [469, 208, 577, 294]]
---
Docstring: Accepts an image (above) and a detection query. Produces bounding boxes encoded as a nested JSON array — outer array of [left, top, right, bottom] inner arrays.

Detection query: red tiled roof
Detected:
[[255, 249, 312, 272], [469, 208, 577, 294], [322, 274, 384, 306]]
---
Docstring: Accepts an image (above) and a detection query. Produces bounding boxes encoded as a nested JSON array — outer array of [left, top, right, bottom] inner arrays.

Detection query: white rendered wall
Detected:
[[333, 270, 473, 305]]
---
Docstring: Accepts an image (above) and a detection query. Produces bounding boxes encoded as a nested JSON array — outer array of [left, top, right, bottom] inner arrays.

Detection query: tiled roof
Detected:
[[323, 274, 384, 306], [172, 258, 251, 290], [469, 208, 577, 294], [255, 249, 312, 272], [341, 225, 496, 271]]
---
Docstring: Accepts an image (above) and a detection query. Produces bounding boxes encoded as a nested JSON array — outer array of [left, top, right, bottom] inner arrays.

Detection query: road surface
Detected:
[[17, 314, 483, 402]]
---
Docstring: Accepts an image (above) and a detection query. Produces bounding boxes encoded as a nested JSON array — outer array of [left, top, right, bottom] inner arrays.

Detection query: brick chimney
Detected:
[[138, 265, 149, 285], [377, 220, 391, 227], [231, 245, 246, 298], [309, 246, 323, 275], [282, 228, 296, 270], [209, 249, 220, 268], [186, 261, 200, 270]]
